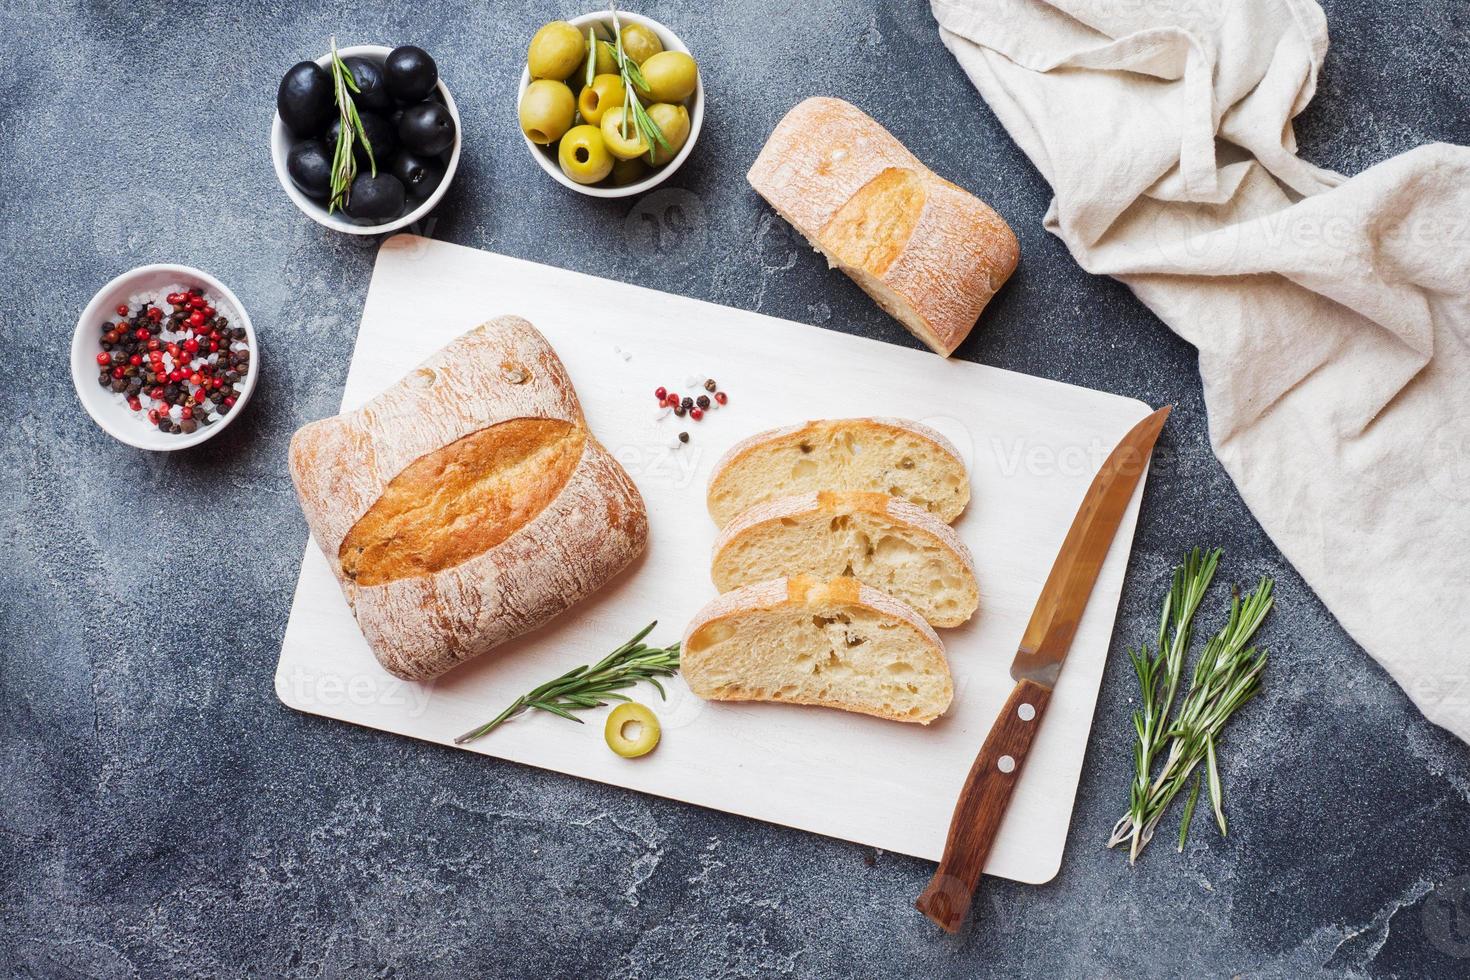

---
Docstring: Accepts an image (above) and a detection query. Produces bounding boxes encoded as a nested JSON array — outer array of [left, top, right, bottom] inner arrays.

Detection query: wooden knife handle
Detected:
[[916, 678, 1053, 932]]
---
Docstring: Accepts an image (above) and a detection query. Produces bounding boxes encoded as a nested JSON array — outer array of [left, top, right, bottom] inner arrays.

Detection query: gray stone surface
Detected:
[[3, 0, 1469, 976]]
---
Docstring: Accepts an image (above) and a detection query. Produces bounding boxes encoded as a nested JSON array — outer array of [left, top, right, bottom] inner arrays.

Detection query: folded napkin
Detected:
[[933, 0, 1470, 743]]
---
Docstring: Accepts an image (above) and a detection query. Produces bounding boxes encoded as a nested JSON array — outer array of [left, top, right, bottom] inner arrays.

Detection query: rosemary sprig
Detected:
[[326, 38, 376, 214], [1116, 548, 1218, 862], [1108, 552, 1273, 862], [607, 4, 671, 163], [454, 622, 680, 745]]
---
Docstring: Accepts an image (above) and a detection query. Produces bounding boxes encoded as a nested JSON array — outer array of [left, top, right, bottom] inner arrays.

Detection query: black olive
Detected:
[[276, 61, 333, 137], [387, 150, 446, 199], [343, 56, 391, 111], [286, 139, 333, 199], [328, 110, 397, 164], [383, 46, 438, 104], [397, 101, 456, 156], [345, 172, 406, 221]]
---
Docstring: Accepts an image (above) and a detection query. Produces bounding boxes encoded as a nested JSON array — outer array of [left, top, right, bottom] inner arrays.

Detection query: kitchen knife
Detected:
[[916, 405, 1171, 932]]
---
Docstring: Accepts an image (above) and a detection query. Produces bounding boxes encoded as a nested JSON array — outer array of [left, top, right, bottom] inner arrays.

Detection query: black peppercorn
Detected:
[[673, 404, 686, 417], [703, 379, 717, 392], [680, 396, 693, 410], [678, 431, 689, 443], [696, 395, 710, 409]]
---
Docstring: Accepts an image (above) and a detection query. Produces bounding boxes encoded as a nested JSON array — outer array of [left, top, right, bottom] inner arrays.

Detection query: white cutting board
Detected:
[[276, 234, 1151, 884]]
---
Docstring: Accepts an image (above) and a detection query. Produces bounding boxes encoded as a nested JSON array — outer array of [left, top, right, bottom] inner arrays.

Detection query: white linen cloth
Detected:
[[933, 0, 1470, 743]]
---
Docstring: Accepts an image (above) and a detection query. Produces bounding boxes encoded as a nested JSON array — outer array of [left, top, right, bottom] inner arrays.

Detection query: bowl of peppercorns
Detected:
[[70, 264, 257, 451]]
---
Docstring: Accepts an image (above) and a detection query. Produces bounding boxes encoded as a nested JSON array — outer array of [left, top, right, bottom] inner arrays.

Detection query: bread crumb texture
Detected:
[[707, 418, 970, 526], [683, 576, 953, 724], [712, 491, 978, 627]]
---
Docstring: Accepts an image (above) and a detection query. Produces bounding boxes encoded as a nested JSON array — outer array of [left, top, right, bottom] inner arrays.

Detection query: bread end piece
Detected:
[[748, 97, 1018, 357]]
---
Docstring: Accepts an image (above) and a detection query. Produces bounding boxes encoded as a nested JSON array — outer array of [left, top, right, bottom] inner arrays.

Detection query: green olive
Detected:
[[611, 156, 647, 187], [604, 702, 661, 758], [528, 21, 586, 80], [600, 107, 649, 160], [646, 102, 691, 165], [558, 125, 613, 185], [576, 73, 625, 127], [519, 79, 576, 145], [639, 51, 698, 103], [620, 23, 663, 65], [593, 38, 619, 76]]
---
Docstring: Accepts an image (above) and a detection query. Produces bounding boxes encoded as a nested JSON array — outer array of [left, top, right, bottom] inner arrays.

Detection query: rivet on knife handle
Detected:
[[915, 679, 1053, 932], [917, 405, 1171, 933]]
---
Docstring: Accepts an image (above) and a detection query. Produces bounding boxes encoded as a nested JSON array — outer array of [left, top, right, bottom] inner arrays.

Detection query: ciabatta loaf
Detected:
[[288, 316, 648, 681], [748, 97, 1019, 356], [712, 491, 979, 628], [682, 576, 953, 724], [706, 418, 970, 527]]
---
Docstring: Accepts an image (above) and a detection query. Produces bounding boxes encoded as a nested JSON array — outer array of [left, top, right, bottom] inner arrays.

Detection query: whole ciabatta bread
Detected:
[[712, 491, 979, 628], [748, 96, 1019, 356], [682, 575, 954, 724], [288, 316, 647, 681], [706, 417, 971, 527]]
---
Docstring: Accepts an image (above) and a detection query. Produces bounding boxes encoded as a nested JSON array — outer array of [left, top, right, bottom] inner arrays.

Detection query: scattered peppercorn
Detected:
[[703, 379, 717, 392], [690, 407, 704, 421], [695, 394, 710, 410], [654, 385, 667, 401], [714, 391, 728, 405], [678, 431, 689, 443]]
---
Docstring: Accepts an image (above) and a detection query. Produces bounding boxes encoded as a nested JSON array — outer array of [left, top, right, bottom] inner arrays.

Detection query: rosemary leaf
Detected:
[[1206, 734, 1227, 836], [585, 27, 597, 89], [1177, 773, 1201, 852]]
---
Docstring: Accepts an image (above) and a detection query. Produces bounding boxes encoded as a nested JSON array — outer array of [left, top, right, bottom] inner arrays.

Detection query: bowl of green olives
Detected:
[[271, 43, 462, 235], [518, 12, 703, 198]]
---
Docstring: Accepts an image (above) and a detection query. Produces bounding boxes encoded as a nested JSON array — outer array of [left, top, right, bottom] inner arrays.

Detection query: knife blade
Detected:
[[915, 405, 1171, 933]]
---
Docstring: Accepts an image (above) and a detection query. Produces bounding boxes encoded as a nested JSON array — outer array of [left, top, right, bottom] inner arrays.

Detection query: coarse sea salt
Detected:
[[106, 283, 249, 430]]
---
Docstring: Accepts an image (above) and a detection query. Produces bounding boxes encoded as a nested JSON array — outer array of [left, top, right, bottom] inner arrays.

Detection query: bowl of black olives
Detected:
[[272, 43, 461, 234]]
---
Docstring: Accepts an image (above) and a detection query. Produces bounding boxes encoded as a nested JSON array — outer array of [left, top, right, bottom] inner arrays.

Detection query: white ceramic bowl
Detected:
[[518, 12, 704, 198], [71, 265, 259, 452], [270, 44, 462, 235]]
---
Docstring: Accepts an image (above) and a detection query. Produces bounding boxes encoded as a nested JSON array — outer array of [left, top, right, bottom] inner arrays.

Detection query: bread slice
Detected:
[[712, 491, 979, 628], [707, 418, 970, 527], [681, 576, 954, 724], [747, 97, 1019, 356]]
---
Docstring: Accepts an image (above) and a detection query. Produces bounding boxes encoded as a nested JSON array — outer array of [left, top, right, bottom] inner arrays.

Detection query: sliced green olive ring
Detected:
[[604, 702, 661, 758]]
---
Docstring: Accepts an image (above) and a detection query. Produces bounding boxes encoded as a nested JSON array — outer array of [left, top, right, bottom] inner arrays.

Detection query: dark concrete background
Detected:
[[3, 1, 1469, 976]]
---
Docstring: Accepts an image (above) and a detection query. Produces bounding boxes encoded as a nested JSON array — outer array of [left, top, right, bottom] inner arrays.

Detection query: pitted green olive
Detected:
[[600, 107, 649, 160], [604, 703, 661, 758], [519, 79, 576, 144], [559, 125, 614, 184], [577, 73, 625, 127]]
